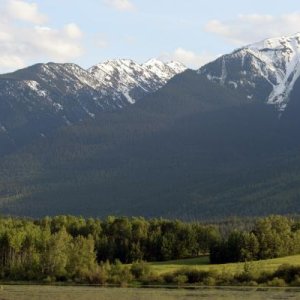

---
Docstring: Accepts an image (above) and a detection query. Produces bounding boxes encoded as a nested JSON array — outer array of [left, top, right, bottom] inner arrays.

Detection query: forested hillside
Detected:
[[1, 71, 300, 218]]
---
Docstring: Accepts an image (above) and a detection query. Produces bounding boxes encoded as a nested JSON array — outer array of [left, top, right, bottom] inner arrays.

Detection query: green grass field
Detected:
[[149, 255, 300, 275]]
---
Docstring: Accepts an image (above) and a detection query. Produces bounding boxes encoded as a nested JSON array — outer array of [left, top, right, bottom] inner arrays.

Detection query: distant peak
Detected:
[[102, 58, 136, 65], [143, 58, 186, 72], [89, 58, 186, 73], [144, 58, 165, 66], [242, 32, 300, 51], [166, 61, 187, 71]]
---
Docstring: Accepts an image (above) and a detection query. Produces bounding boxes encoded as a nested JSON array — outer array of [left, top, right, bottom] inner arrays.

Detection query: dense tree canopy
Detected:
[[0, 215, 219, 282], [210, 215, 300, 264], [1, 215, 300, 283]]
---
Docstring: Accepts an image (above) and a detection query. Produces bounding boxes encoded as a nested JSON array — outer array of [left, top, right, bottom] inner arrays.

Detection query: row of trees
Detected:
[[0, 216, 219, 281], [2, 215, 300, 282], [210, 215, 300, 263]]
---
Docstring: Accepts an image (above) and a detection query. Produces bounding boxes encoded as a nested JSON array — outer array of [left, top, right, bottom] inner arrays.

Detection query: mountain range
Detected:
[[1, 33, 300, 219], [0, 59, 186, 154]]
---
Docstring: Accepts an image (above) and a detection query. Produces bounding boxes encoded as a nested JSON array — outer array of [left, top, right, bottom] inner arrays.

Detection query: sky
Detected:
[[1, 0, 300, 73]]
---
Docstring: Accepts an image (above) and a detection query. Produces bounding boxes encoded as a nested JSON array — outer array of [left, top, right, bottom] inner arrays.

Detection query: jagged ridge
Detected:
[[0, 58, 186, 153], [199, 32, 300, 111], [0, 59, 186, 127]]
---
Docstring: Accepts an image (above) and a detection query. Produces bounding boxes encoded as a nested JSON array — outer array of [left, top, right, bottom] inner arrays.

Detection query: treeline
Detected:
[[2, 215, 300, 284], [210, 215, 300, 263], [0, 216, 219, 282]]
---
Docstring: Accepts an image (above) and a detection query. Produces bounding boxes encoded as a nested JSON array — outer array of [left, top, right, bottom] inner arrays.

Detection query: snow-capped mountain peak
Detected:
[[199, 32, 300, 111], [143, 58, 168, 71], [0, 57, 186, 134], [143, 58, 186, 81], [88, 58, 187, 104], [247, 32, 300, 51], [166, 61, 187, 74], [0, 57, 186, 152]]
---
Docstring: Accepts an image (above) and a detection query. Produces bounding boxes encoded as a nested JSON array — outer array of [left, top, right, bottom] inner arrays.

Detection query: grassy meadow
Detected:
[[149, 255, 300, 275], [1, 255, 300, 299]]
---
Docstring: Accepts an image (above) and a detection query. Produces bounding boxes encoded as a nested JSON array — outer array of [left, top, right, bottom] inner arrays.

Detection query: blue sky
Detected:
[[1, 0, 300, 72]]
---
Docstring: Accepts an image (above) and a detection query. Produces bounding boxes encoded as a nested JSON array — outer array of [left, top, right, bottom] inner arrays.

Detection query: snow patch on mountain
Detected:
[[88, 58, 187, 104], [26, 80, 48, 97], [246, 33, 300, 110], [0, 124, 6, 132], [0, 58, 186, 128], [199, 32, 300, 111]]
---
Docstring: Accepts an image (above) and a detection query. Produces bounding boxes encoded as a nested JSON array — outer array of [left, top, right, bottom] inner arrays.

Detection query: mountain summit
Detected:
[[199, 32, 300, 111], [0, 59, 186, 154], [88, 58, 186, 104], [0, 58, 186, 116]]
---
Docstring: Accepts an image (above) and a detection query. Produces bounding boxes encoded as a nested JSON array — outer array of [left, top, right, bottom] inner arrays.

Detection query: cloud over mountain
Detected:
[[205, 12, 300, 45], [0, 0, 84, 72]]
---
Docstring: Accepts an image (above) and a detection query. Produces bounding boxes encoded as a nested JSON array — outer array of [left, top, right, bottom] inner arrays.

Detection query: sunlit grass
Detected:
[[149, 254, 300, 275]]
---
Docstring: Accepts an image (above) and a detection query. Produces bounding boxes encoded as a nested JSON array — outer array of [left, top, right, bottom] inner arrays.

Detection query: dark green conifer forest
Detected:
[[1, 72, 300, 219]]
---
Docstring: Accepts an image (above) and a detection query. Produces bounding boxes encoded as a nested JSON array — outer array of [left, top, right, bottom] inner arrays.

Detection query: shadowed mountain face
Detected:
[[1, 70, 300, 219], [282, 76, 300, 125]]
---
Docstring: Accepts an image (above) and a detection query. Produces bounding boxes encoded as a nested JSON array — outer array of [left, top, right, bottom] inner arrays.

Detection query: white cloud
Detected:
[[31, 26, 83, 59], [0, 22, 84, 69], [0, 55, 25, 70], [64, 23, 83, 39], [0, 31, 13, 42], [205, 12, 300, 46], [6, 0, 47, 24], [104, 0, 135, 12], [0, 1, 84, 72], [160, 48, 218, 69]]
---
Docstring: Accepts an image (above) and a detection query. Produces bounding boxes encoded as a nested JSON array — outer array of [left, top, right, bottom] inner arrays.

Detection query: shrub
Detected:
[[291, 275, 300, 286], [87, 266, 109, 284], [234, 272, 254, 283], [175, 268, 210, 284], [163, 273, 175, 284], [257, 271, 273, 284], [273, 264, 300, 284], [109, 260, 133, 285], [203, 276, 216, 286], [42, 276, 54, 283], [140, 273, 163, 285], [173, 274, 188, 285], [215, 269, 234, 285], [267, 277, 286, 287], [130, 261, 151, 280], [246, 280, 258, 286], [234, 263, 258, 284]]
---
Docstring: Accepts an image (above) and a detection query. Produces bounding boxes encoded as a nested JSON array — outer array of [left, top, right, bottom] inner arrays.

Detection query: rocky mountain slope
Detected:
[[0, 59, 186, 154], [199, 33, 300, 111], [89, 58, 186, 104]]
